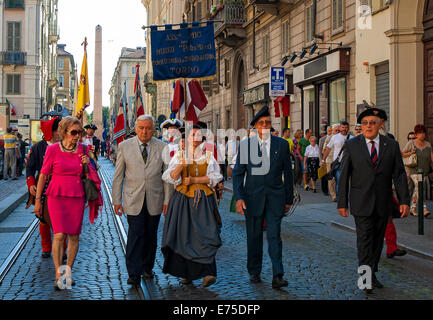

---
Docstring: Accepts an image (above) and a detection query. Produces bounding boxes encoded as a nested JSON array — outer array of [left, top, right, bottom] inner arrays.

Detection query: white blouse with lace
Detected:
[[162, 150, 223, 187]]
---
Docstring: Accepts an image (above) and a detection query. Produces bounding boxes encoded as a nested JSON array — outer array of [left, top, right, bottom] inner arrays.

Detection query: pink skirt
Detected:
[[47, 196, 85, 235]]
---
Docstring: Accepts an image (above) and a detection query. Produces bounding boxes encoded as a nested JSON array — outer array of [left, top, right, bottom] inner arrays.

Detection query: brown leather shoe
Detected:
[[180, 279, 192, 285], [202, 276, 216, 287]]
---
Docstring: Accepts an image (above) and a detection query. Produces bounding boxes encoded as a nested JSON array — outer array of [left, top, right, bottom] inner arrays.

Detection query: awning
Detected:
[[274, 96, 290, 118]]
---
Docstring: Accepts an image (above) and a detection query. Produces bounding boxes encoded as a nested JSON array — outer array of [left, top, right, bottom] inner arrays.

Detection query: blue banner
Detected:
[[151, 22, 216, 81]]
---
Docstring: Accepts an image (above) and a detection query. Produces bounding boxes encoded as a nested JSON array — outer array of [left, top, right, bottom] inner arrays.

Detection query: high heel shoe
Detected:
[[424, 209, 431, 217], [410, 209, 418, 216], [54, 279, 61, 291]]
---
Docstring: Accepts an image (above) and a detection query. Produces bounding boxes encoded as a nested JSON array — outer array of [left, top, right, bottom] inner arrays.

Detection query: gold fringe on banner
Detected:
[[150, 74, 217, 84]]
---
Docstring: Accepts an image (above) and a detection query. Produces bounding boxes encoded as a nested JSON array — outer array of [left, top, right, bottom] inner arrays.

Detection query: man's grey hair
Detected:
[[355, 123, 362, 128], [332, 124, 340, 129], [136, 115, 155, 126]]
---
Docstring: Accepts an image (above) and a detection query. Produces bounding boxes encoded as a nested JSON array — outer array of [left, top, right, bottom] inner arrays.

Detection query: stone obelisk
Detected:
[[93, 25, 103, 140]]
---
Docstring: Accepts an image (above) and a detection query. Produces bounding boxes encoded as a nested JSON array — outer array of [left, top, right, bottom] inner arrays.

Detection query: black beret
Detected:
[[251, 105, 271, 127], [357, 107, 387, 124]]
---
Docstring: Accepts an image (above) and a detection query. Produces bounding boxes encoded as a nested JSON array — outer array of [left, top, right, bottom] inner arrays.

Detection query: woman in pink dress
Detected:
[[34, 116, 90, 289]]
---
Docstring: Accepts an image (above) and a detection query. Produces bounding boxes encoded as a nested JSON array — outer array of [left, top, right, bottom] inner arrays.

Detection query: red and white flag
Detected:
[[134, 64, 145, 118], [6, 99, 16, 116], [172, 80, 208, 123]]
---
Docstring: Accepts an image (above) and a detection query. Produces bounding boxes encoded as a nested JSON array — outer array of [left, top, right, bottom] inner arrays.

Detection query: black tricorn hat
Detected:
[[250, 105, 271, 127], [357, 107, 387, 124], [196, 121, 207, 129], [84, 124, 98, 130]]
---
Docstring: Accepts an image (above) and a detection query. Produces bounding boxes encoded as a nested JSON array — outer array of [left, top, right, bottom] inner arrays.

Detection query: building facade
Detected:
[[109, 47, 146, 131], [0, 0, 59, 129], [56, 43, 75, 114]]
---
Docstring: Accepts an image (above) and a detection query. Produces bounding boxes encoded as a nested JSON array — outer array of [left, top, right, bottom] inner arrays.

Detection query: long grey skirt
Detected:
[[161, 189, 222, 280]]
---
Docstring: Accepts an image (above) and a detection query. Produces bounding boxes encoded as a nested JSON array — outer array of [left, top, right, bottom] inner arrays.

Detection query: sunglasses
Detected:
[[68, 130, 83, 136], [361, 120, 378, 126], [257, 120, 272, 126]]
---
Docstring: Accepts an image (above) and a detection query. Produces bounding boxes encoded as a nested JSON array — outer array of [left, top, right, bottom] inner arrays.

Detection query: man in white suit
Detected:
[[112, 115, 172, 285]]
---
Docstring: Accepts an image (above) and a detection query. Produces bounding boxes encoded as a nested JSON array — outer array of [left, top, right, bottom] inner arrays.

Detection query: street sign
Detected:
[[270, 67, 285, 97]]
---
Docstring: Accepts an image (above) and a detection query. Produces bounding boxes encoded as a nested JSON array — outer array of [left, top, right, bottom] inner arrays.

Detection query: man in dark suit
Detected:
[[337, 107, 410, 293], [233, 105, 294, 289]]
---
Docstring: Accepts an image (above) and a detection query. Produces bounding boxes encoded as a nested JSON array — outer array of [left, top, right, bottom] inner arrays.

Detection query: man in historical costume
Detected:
[[83, 124, 100, 168], [26, 117, 66, 259], [232, 105, 294, 289], [160, 118, 183, 159], [337, 107, 410, 294]]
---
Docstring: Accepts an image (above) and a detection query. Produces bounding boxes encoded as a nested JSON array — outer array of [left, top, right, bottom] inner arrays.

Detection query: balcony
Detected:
[[249, 0, 294, 15], [5, 0, 25, 9], [212, 1, 247, 47], [49, 25, 60, 44], [0, 52, 26, 65]]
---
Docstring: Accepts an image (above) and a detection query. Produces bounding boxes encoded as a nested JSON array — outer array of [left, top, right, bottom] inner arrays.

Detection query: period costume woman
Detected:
[[161, 126, 223, 287]]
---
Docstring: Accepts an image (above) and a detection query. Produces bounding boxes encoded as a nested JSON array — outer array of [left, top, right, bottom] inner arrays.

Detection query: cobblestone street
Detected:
[[0, 158, 432, 300]]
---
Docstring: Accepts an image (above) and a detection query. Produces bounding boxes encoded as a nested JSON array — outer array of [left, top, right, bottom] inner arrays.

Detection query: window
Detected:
[[329, 78, 346, 125], [332, 0, 344, 33], [305, 5, 314, 44], [281, 20, 290, 56], [224, 58, 231, 87], [262, 33, 270, 66], [6, 74, 21, 94], [375, 63, 390, 130], [132, 67, 137, 75], [58, 74, 64, 87], [7, 22, 21, 52], [58, 59, 64, 70]]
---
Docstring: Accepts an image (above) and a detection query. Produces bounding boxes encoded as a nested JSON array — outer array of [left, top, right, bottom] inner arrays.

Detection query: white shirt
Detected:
[[304, 145, 320, 159], [326, 133, 349, 161], [257, 134, 271, 157], [365, 134, 380, 158]]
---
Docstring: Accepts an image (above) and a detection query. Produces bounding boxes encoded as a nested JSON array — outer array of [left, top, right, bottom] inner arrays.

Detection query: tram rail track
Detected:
[[99, 166, 152, 300], [0, 217, 39, 285]]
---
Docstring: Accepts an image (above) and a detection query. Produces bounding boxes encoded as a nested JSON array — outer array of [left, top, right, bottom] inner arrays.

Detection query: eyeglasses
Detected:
[[257, 120, 272, 126], [361, 120, 378, 126], [68, 130, 83, 136], [409, 137, 416, 140], [355, 128, 362, 131]]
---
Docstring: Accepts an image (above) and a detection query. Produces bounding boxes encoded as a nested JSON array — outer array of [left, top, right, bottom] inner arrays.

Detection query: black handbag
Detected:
[[82, 146, 99, 202]]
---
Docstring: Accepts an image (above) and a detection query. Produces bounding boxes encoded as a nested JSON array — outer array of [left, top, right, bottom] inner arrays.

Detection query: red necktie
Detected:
[[370, 141, 378, 170]]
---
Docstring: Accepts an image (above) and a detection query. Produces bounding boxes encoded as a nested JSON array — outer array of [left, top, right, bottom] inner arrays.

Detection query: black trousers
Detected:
[[245, 199, 284, 277], [353, 210, 389, 274], [126, 199, 161, 278]]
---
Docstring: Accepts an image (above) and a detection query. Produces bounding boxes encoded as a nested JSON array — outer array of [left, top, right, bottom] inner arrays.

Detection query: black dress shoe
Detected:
[[372, 275, 384, 289], [387, 249, 407, 259], [127, 277, 140, 285], [142, 271, 155, 279], [249, 274, 261, 283], [363, 288, 374, 294], [42, 252, 51, 258], [272, 276, 288, 289]]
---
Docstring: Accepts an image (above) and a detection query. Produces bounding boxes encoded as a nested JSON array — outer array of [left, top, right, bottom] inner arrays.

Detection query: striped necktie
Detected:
[[370, 141, 378, 170], [142, 143, 148, 164]]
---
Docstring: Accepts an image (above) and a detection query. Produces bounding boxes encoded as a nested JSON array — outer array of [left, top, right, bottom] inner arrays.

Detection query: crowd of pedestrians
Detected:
[[1, 127, 29, 180]]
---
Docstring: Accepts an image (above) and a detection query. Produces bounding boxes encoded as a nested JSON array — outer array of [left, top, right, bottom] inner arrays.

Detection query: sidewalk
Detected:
[[0, 175, 28, 223], [223, 178, 433, 260]]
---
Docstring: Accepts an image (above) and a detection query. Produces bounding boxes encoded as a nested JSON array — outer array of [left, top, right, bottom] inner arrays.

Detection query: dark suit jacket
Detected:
[[337, 134, 410, 217], [232, 135, 294, 217]]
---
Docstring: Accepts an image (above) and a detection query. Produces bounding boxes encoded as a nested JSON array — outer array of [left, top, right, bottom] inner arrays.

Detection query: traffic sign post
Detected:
[[270, 67, 285, 97]]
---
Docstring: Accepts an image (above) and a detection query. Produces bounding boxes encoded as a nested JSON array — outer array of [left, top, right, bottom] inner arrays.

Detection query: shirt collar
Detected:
[[365, 134, 380, 145], [257, 134, 271, 145]]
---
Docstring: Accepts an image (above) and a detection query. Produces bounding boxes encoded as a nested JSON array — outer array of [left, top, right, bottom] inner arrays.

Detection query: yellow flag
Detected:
[[75, 45, 90, 118]]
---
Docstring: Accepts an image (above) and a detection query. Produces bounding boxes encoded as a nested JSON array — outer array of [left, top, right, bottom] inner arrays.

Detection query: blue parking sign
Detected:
[[270, 67, 285, 96]]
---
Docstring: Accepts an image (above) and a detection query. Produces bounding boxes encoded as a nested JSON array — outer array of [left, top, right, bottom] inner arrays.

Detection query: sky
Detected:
[[58, 0, 147, 113]]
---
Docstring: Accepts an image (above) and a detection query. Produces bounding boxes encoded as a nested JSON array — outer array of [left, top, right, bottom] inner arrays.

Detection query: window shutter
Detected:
[[306, 7, 312, 43], [14, 22, 21, 52], [7, 23, 14, 51], [14, 75, 21, 94], [332, 0, 338, 30], [7, 75, 13, 93], [338, 0, 343, 29]]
